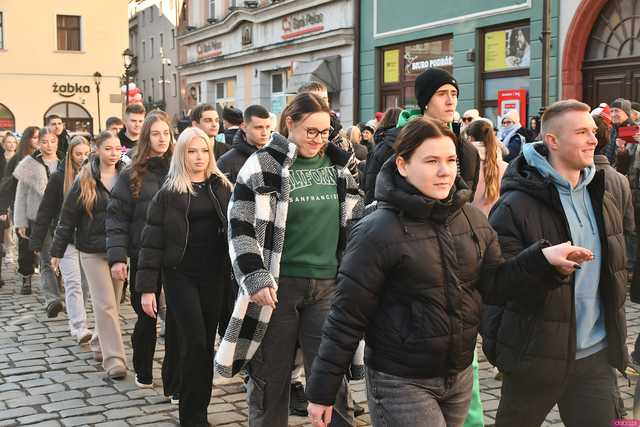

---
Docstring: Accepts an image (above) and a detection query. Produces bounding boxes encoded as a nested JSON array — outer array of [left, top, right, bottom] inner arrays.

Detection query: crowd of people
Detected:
[[0, 67, 637, 427]]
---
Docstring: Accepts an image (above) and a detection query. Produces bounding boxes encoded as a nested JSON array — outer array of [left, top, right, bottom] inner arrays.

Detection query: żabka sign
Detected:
[[53, 83, 91, 98], [281, 11, 324, 40]]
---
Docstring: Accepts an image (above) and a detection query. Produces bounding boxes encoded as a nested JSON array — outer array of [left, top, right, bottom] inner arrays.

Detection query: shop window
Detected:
[[379, 36, 453, 111], [480, 22, 530, 125], [43, 102, 92, 134], [271, 72, 287, 114], [208, 78, 236, 109], [56, 15, 81, 51], [0, 103, 15, 131]]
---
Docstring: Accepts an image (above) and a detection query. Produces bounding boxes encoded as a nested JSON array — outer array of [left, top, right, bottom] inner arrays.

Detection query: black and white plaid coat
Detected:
[[214, 132, 364, 377]]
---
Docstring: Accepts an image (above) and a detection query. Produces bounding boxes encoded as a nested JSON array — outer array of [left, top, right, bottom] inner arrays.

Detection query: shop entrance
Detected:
[[43, 102, 93, 134], [0, 104, 16, 132], [582, 0, 640, 106]]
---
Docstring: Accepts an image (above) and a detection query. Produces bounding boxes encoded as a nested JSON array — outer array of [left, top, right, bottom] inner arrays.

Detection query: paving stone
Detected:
[[0, 407, 37, 421], [15, 412, 60, 424], [87, 386, 119, 397], [105, 399, 147, 409], [103, 407, 144, 420], [0, 389, 27, 400], [66, 377, 107, 389], [88, 394, 128, 406], [28, 383, 66, 395], [41, 398, 86, 413], [59, 405, 107, 418], [5, 394, 49, 408], [48, 390, 85, 402], [60, 415, 105, 426], [20, 378, 53, 388]]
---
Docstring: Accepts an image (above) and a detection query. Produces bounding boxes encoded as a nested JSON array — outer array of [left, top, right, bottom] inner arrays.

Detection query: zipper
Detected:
[[179, 193, 190, 264], [208, 184, 227, 225]]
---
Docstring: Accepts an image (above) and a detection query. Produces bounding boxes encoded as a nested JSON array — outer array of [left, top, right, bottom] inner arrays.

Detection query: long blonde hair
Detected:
[[163, 126, 230, 194], [78, 131, 117, 218], [467, 120, 501, 203], [63, 136, 91, 194]]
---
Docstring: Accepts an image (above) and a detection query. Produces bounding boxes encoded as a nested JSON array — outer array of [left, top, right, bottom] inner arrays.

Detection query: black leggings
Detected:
[[163, 267, 223, 427], [17, 228, 36, 276]]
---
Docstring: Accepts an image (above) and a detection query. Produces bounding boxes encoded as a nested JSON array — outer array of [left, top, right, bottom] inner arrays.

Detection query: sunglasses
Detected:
[[462, 117, 474, 123]]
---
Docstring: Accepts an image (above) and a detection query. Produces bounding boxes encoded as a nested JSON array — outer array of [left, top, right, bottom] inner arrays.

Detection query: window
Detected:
[[149, 7, 154, 23], [0, 12, 4, 49], [172, 73, 178, 97], [56, 15, 81, 51], [208, 78, 236, 108], [141, 10, 145, 26], [142, 41, 146, 61], [142, 80, 147, 97], [171, 29, 175, 49], [216, 82, 225, 99], [160, 33, 164, 48], [151, 78, 155, 101], [150, 37, 154, 58], [272, 73, 284, 94], [379, 36, 453, 111], [480, 22, 530, 125], [209, 0, 216, 19]]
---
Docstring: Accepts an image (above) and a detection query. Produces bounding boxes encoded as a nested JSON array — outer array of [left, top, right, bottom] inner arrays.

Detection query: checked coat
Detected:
[[214, 132, 364, 377]]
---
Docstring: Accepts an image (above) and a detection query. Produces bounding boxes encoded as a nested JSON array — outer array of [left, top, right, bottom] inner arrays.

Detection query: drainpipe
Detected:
[[541, 0, 552, 111], [353, 0, 361, 123]]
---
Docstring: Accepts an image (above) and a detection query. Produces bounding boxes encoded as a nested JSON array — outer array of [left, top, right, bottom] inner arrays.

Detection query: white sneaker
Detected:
[[76, 330, 93, 345], [135, 375, 154, 389]]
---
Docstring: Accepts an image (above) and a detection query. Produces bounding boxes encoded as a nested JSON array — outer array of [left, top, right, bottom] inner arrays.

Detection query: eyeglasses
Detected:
[[305, 127, 331, 141], [462, 117, 474, 123]]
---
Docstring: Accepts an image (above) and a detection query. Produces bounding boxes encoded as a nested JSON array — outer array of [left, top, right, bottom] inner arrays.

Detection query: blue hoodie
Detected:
[[523, 143, 606, 359]]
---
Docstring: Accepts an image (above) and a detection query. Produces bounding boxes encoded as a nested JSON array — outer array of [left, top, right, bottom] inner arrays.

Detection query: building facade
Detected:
[[178, 0, 355, 124], [128, 0, 182, 121], [0, 0, 128, 134], [359, 0, 558, 125]]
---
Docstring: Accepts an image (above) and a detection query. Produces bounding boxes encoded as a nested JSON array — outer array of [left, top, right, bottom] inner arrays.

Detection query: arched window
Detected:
[[0, 103, 16, 132], [585, 0, 640, 60], [43, 102, 93, 134]]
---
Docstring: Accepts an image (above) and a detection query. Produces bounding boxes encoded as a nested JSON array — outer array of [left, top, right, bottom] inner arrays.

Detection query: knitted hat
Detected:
[[501, 109, 520, 125], [611, 98, 632, 118], [591, 103, 612, 128], [462, 109, 480, 120], [415, 68, 459, 113]]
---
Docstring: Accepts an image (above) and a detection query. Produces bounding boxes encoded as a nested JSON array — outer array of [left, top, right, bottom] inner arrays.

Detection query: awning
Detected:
[[286, 56, 341, 94]]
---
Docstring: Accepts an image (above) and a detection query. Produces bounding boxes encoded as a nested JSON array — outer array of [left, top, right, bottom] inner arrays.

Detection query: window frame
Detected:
[[0, 11, 4, 50], [150, 37, 154, 58], [171, 29, 176, 49], [56, 14, 82, 52], [209, 0, 216, 19], [478, 20, 530, 120]]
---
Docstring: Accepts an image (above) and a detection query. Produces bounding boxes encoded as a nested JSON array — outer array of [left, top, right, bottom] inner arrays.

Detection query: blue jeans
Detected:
[[366, 365, 473, 427], [34, 223, 62, 307]]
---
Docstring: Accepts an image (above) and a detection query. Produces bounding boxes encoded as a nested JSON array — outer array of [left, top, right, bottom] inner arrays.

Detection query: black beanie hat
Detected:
[[611, 98, 632, 118], [222, 106, 243, 125], [415, 68, 459, 113]]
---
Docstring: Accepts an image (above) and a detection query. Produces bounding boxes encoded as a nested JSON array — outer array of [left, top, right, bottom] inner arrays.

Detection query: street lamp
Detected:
[[122, 48, 134, 105], [159, 47, 172, 111], [93, 71, 102, 132]]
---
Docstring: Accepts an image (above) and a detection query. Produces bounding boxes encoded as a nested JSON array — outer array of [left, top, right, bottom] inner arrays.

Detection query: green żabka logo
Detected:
[[52, 83, 91, 98]]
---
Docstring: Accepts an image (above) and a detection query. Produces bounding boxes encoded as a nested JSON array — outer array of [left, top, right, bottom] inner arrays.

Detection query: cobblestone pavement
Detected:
[[1, 245, 639, 426]]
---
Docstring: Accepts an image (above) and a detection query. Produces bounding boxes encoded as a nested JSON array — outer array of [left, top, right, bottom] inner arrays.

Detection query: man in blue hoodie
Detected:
[[485, 99, 628, 426]]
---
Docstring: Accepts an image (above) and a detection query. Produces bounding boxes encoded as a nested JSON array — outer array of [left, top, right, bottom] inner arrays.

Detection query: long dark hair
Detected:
[[378, 107, 402, 129], [17, 126, 40, 159], [128, 113, 174, 199]]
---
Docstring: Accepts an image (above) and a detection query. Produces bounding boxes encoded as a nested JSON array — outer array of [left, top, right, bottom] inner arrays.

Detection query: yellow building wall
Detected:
[[0, 0, 129, 133]]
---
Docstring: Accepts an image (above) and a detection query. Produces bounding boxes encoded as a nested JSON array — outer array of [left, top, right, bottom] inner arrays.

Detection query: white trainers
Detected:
[[76, 330, 93, 345], [135, 375, 154, 389]]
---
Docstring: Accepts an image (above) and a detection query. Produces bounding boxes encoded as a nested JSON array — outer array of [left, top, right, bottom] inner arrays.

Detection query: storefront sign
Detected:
[[281, 11, 324, 40], [383, 49, 400, 83], [485, 25, 530, 72], [196, 39, 222, 59], [52, 82, 91, 98], [403, 38, 453, 79]]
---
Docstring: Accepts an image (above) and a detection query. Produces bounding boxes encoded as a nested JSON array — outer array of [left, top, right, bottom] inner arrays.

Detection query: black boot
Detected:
[[289, 381, 308, 416], [20, 275, 32, 295]]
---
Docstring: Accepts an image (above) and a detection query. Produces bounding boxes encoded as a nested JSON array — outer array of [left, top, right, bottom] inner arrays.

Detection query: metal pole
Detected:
[[96, 83, 102, 132], [541, 0, 552, 109], [125, 69, 130, 106], [162, 61, 166, 110]]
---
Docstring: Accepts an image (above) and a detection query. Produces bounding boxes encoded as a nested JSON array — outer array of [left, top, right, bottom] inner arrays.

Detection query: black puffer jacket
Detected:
[[482, 144, 628, 382], [0, 154, 24, 214], [136, 174, 231, 293], [305, 157, 556, 405], [217, 129, 258, 183], [106, 155, 170, 265], [30, 162, 69, 252], [50, 157, 124, 257]]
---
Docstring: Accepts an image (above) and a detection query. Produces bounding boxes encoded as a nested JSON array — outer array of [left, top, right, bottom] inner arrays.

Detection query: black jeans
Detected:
[[17, 228, 35, 276], [163, 265, 223, 427], [130, 259, 179, 394], [495, 349, 623, 427], [246, 276, 354, 427], [130, 259, 161, 383]]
